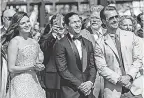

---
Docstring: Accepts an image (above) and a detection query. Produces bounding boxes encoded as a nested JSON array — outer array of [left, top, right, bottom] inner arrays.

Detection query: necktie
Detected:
[[115, 35, 126, 75]]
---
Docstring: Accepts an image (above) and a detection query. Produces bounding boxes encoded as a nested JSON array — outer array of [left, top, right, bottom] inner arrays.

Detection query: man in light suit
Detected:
[[81, 6, 106, 98], [94, 6, 143, 98], [54, 12, 96, 98]]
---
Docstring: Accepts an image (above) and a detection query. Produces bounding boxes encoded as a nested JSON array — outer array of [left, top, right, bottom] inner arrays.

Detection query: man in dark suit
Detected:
[[39, 14, 65, 98], [54, 12, 96, 98]]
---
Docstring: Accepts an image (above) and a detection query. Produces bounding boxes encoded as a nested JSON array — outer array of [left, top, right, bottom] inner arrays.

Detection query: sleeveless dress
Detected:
[[6, 39, 46, 98]]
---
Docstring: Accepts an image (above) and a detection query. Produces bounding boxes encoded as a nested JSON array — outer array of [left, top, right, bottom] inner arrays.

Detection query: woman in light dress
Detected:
[[5, 11, 46, 98]]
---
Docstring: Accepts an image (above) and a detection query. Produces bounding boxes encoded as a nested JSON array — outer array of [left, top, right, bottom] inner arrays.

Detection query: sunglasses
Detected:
[[4, 16, 13, 21], [107, 15, 119, 21]]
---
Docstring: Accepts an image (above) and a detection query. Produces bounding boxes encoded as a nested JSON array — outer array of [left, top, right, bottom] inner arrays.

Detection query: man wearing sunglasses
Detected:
[[94, 6, 143, 98]]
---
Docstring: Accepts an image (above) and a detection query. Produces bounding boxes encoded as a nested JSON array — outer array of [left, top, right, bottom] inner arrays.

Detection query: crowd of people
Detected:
[[0, 4, 144, 98]]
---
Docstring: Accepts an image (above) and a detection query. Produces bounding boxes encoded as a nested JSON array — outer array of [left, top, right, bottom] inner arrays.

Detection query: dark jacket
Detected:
[[39, 32, 60, 89], [54, 33, 96, 98]]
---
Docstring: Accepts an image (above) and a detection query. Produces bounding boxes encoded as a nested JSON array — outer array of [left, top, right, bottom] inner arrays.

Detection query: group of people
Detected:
[[0, 4, 144, 98]]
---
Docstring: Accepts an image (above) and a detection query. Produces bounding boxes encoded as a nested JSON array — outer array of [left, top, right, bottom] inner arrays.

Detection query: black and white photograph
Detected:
[[0, 0, 144, 98]]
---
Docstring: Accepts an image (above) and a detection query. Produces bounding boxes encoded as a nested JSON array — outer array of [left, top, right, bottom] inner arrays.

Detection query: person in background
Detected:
[[0, 9, 16, 98], [137, 13, 143, 38], [1, 9, 16, 51], [5, 11, 46, 98], [32, 22, 41, 41], [119, 15, 137, 34], [39, 14, 65, 98], [81, 5, 106, 98], [94, 6, 143, 98], [81, 18, 90, 30], [54, 12, 96, 98]]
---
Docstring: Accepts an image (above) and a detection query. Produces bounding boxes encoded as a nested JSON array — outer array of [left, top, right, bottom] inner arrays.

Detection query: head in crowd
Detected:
[[119, 15, 137, 32], [2, 9, 16, 29], [100, 6, 119, 31], [81, 18, 90, 29], [137, 13, 144, 38], [137, 13, 144, 28], [5, 11, 31, 42], [50, 13, 65, 36], [32, 22, 41, 41], [64, 12, 82, 35], [90, 11, 102, 30]]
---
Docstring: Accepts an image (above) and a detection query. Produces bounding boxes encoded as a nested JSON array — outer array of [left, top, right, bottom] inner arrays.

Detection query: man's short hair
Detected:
[[64, 12, 78, 25], [100, 6, 117, 21]]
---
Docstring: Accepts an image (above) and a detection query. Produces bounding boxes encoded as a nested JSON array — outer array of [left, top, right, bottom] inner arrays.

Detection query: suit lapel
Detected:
[[81, 38, 88, 72], [104, 33, 120, 60], [119, 29, 128, 60], [66, 34, 83, 72]]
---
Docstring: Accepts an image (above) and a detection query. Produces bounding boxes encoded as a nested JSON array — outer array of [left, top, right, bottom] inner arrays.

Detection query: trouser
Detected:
[[121, 87, 142, 98], [46, 89, 61, 98], [93, 73, 104, 98]]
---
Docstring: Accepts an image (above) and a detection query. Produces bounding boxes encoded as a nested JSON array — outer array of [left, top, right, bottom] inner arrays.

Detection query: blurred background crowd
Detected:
[[0, 0, 144, 39]]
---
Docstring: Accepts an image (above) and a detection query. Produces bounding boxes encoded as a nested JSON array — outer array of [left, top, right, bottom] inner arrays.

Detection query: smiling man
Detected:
[[94, 6, 143, 98], [80, 5, 106, 98], [54, 12, 96, 98]]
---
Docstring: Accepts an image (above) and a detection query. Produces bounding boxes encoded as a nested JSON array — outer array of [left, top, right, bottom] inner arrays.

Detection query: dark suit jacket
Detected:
[[39, 32, 60, 89], [54, 33, 96, 98]]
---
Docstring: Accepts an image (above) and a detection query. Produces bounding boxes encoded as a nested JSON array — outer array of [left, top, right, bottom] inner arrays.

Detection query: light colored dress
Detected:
[[6, 37, 46, 98]]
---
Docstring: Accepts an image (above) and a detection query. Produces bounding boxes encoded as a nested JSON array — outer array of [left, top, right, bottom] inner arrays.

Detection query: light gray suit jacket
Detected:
[[94, 28, 143, 98]]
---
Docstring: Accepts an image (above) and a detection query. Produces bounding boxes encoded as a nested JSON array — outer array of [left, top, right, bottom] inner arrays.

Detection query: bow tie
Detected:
[[72, 35, 82, 41]]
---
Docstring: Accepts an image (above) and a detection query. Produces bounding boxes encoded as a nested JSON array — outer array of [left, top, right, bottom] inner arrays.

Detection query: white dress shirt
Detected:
[[69, 33, 82, 59]]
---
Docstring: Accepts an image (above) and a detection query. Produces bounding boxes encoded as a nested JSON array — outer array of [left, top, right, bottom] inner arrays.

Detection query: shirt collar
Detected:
[[91, 27, 103, 35]]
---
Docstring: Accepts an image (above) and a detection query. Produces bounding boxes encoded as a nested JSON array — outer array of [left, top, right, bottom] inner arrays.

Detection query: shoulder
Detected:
[[8, 36, 19, 49], [80, 29, 90, 35], [9, 36, 20, 44], [82, 37, 93, 47], [82, 37, 91, 43], [81, 29, 90, 33]]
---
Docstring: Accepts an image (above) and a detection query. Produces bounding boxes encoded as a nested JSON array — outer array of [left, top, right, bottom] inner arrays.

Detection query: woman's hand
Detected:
[[34, 64, 45, 71]]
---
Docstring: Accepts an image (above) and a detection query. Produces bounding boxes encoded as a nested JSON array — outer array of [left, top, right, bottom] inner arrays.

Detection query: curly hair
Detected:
[[4, 11, 29, 43], [119, 15, 137, 33]]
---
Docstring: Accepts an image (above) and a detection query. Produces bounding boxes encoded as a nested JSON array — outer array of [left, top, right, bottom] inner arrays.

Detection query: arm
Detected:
[[8, 38, 34, 74], [94, 42, 121, 85], [127, 35, 143, 79], [54, 42, 82, 88], [39, 34, 56, 65], [37, 44, 44, 64], [88, 42, 97, 83], [34, 41, 45, 72]]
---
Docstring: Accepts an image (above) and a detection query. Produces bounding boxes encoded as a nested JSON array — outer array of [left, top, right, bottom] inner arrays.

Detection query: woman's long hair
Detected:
[[4, 11, 28, 43]]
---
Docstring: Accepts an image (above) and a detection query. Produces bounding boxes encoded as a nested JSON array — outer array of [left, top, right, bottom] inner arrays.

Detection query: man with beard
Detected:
[[81, 6, 106, 98], [39, 14, 65, 98], [54, 12, 96, 98], [94, 6, 143, 98]]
